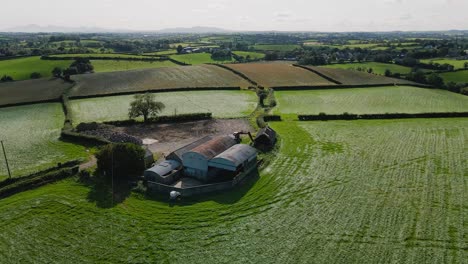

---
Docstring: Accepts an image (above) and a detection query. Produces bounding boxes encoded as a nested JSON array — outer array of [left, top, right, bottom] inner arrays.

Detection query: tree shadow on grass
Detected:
[[144, 170, 260, 206], [83, 174, 131, 208]]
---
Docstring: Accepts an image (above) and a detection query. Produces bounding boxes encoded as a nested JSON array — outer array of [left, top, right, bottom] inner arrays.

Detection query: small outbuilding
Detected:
[[182, 136, 237, 182], [144, 160, 182, 185], [254, 126, 277, 149]]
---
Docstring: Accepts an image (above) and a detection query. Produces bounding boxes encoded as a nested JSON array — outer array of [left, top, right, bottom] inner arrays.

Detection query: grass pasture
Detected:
[[0, 118, 466, 263], [169, 53, 234, 65], [226, 63, 336, 87], [252, 44, 300, 52], [420, 58, 468, 69], [69, 90, 257, 124], [439, 70, 468, 84], [49, 53, 152, 59], [0, 104, 87, 180], [275, 86, 468, 118], [91, 60, 177, 72], [323, 62, 416, 75], [69, 65, 251, 97], [0, 56, 72, 81], [233, 51, 265, 60]]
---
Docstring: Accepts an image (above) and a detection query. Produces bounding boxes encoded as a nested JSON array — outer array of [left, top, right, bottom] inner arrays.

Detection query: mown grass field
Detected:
[[169, 53, 234, 65], [69, 65, 251, 97], [69, 90, 257, 124], [91, 60, 177, 72], [323, 62, 415, 75], [226, 63, 336, 87], [0, 104, 87, 180], [439, 70, 468, 83], [252, 44, 300, 52], [0, 78, 71, 106], [420, 58, 468, 69], [49, 53, 152, 59], [233, 51, 266, 60], [0, 118, 466, 263], [274, 86, 468, 118], [0, 56, 72, 81], [307, 66, 414, 85]]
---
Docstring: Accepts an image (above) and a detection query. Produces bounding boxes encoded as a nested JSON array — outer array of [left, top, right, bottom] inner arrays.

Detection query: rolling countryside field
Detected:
[[169, 53, 234, 65], [91, 60, 177, 72], [274, 86, 468, 118], [323, 62, 416, 75], [420, 58, 468, 69], [226, 63, 336, 87], [69, 90, 257, 124], [0, 118, 466, 263], [0, 104, 87, 180], [232, 51, 266, 60], [253, 44, 301, 51], [69, 65, 251, 97], [439, 70, 468, 83], [0, 78, 71, 106], [0, 57, 72, 81], [306, 66, 415, 85]]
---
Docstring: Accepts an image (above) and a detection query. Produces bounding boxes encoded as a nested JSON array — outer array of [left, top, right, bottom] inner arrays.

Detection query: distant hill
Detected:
[[1, 24, 230, 33], [156, 26, 230, 33]]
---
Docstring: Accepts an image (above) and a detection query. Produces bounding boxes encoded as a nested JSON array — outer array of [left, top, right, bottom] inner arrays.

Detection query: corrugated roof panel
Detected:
[[190, 136, 237, 160], [145, 160, 181, 177], [209, 144, 257, 169]]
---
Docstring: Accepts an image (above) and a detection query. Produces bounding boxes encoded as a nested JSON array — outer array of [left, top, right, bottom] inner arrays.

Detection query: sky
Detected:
[[1, 0, 467, 32]]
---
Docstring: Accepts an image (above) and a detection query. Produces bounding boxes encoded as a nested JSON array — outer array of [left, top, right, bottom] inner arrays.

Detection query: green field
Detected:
[[252, 44, 301, 52], [439, 70, 468, 83], [144, 50, 178, 56], [275, 86, 468, 118], [170, 53, 234, 65], [69, 91, 257, 124], [233, 51, 265, 60], [50, 53, 152, 59], [0, 118, 466, 262], [0, 57, 72, 81], [91, 60, 177, 72], [0, 104, 87, 180], [323, 62, 416, 75], [421, 58, 468, 69]]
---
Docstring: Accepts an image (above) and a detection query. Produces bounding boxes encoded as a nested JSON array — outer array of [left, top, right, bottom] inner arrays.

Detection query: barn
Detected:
[[144, 160, 182, 185], [182, 136, 237, 182], [254, 126, 277, 149], [166, 136, 213, 163], [207, 144, 257, 182]]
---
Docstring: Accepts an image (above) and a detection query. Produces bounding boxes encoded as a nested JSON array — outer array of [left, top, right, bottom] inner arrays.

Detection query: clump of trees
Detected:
[[211, 49, 232, 60], [0, 75, 13, 82], [63, 58, 94, 75], [96, 143, 146, 182], [129, 93, 166, 123]]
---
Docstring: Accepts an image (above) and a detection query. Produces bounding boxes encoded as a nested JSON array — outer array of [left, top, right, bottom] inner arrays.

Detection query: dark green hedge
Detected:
[[0, 166, 79, 199], [61, 130, 110, 145], [298, 112, 468, 121], [41, 55, 168, 62], [103, 113, 212, 126], [263, 115, 282, 122]]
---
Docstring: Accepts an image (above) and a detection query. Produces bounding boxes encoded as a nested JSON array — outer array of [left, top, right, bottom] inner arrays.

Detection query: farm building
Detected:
[[208, 144, 257, 182], [254, 126, 277, 149], [144, 160, 182, 185], [182, 136, 237, 182], [166, 136, 213, 163]]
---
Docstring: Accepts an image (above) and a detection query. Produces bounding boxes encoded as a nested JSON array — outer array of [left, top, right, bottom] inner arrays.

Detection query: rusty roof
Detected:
[[189, 136, 237, 160]]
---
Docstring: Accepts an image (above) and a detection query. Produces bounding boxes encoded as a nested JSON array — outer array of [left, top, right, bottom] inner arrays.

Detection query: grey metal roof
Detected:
[[189, 136, 237, 160], [167, 136, 213, 162], [145, 160, 181, 178], [209, 144, 257, 168]]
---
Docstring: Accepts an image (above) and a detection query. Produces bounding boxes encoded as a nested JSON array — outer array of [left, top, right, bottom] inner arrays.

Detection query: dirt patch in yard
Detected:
[[112, 119, 254, 157]]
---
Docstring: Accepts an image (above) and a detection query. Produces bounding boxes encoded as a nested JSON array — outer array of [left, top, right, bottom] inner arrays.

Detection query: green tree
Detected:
[[464, 62, 468, 69], [52, 67, 62, 77], [96, 143, 145, 182], [30, 72, 42, 79], [427, 73, 444, 87], [129, 93, 165, 123], [0, 75, 13, 82], [177, 45, 183, 54], [384, 69, 392, 77]]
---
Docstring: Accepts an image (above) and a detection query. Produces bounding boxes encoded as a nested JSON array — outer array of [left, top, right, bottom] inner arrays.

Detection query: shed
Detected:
[[208, 144, 257, 172], [166, 136, 213, 163], [182, 136, 237, 182], [254, 126, 277, 149], [144, 160, 182, 184]]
